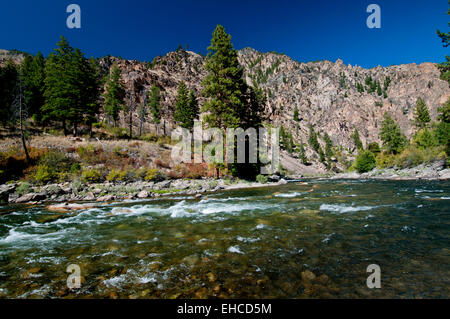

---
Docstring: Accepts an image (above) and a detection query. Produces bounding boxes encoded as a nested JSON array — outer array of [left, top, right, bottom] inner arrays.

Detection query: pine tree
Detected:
[[83, 57, 101, 136], [437, 1, 450, 83], [148, 83, 161, 124], [202, 25, 246, 129], [201, 25, 263, 178], [376, 81, 383, 96], [22, 52, 45, 122], [174, 81, 190, 128], [308, 124, 320, 152], [351, 128, 364, 151], [414, 97, 431, 129], [138, 103, 146, 137], [186, 89, 199, 129], [297, 143, 308, 164], [323, 132, 333, 159], [380, 112, 407, 154], [436, 98, 450, 154], [43, 36, 99, 136], [104, 64, 126, 126], [0, 58, 17, 126], [11, 66, 30, 163], [293, 106, 300, 122]]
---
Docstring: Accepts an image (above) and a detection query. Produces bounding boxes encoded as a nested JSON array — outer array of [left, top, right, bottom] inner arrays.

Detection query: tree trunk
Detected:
[[19, 94, 30, 164], [73, 122, 78, 137], [129, 110, 132, 140], [63, 119, 68, 136]]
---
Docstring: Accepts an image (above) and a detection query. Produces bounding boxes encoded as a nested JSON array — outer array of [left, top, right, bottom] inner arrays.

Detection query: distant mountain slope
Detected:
[[3, 47, 449, 172], [102, 48, 449, 170]]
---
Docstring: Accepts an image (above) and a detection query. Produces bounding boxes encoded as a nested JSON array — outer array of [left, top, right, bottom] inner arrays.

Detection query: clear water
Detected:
[[0, 180, 449, 299]]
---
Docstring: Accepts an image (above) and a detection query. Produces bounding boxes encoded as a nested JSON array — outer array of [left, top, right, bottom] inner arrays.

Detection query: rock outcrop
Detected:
[[99, 48, 449, 172]]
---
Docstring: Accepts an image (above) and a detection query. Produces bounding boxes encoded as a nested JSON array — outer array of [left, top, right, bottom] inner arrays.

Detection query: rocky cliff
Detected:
[[2, 47, 449, 173], [102, 48, 450, 172]]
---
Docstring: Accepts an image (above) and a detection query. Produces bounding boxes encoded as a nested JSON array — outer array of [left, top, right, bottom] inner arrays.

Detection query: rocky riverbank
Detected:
[[0, 177, 289, 207], [331, 160, 450, 181]]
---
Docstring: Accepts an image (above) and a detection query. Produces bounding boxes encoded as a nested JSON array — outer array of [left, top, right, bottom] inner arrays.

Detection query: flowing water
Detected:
[[0, 180, 449, 299]]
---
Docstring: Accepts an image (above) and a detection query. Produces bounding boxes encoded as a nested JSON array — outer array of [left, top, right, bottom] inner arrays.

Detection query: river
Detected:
[[0, 179, 449, 298]]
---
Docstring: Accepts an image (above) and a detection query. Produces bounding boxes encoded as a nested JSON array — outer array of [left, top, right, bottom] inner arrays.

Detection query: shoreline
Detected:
[[0, 178, 291, 208], [1, 161, 449, 207]]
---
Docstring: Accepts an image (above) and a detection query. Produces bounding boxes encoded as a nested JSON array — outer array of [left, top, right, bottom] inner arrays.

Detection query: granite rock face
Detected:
[[96, 48, 449, 171]]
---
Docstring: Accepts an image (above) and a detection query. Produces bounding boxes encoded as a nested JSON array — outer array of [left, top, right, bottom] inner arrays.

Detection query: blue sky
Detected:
[[0, 0, 448, 68]]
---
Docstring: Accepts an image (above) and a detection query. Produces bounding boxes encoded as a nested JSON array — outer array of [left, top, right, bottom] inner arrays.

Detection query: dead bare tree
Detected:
[[11, 66, 31, 164]]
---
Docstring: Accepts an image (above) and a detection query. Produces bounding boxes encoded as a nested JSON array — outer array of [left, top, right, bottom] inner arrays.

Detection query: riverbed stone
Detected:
[[301, 270, 316, 282]]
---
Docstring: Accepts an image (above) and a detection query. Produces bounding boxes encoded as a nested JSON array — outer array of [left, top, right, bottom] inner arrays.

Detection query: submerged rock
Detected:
[[46, 203, 97, 212]]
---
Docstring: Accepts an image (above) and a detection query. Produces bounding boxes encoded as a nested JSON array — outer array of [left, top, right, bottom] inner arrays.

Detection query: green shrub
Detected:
[[106, 169, 128, 182], [39, 150, 72, 173], [70, 162, 81, 173], [376, 152, 396, 168], [145, 168, 162, 182], [256, 174, 268, 184], [367, 142, 381, 155], [355, 150, 377, 173], [81, 169, 102, 183], [33, 164, 56, 184], [394, 145, 446, 169], [16, 182, 31, 196], [77, 144, 96, 161], [414, 129, 439, 149]]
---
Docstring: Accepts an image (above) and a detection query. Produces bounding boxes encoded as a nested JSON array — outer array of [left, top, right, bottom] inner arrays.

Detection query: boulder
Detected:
[[268, 175, 281, 182], [137, 190, 149, 199], [96, 195, 115, 202], [15, 193, 46, 204], [84, 192, 96, 201], [0, 184, 15, 203]]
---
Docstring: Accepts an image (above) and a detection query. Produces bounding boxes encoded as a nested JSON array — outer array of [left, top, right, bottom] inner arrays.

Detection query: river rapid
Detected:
[[0, 179, 449, 299]]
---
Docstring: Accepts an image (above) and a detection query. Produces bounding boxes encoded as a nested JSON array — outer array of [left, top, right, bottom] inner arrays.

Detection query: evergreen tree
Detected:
[[11, 66, 31, 163], [187, 89, 199, 128], [436, 98, 450, 154], [43, 36, 99, 136], [201, 24, 263, 178], [323, 132, 333, 159], [293, 106, 300, 122], [414, 97, 431, 129], [351, 128, 364, 151], [148, 83, 161, 124], [0, 59, 17, 126], [297, 143, 308, 164], [104, 64, 126, 126], [380, 112, 407, 154], [318, 147, 326, 163], [138, 103, 146, 137], [202, 25, 247, 129], [437, 1, 450, 83], [22, 52, 45, 122], [173, 81, 190, 127], [83, 57, 101, 136], [308, 124, 320, 152], [376, 81, 383, 96]]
